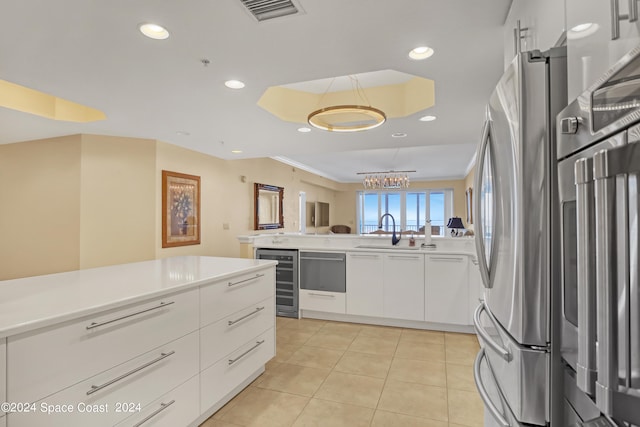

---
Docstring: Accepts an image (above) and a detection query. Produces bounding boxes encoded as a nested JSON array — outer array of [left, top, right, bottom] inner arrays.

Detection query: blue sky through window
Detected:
[[361, 191, 447, 234]]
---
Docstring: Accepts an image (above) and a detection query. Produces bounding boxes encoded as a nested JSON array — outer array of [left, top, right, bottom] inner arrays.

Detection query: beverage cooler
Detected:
[[255, 248, 299, 318]]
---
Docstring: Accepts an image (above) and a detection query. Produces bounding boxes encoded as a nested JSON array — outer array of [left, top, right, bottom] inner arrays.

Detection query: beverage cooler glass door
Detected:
[[474, 120, 497, 290]]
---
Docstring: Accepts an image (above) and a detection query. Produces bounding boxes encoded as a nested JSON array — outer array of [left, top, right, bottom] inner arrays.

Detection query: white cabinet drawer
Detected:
[[200, 328, 275, 411], [7, 288, 199, 404], [8, 331, 199, 427], [300, 289, 346, 314], [115, 375, 199, 427], [0, 338, 5, 415], [200, 268, 274, 327], [0, 414, 4, 427], [201, 296, 275, 370]]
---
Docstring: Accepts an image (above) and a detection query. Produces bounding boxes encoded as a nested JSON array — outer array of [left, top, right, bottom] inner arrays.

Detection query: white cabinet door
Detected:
[[468, 257, 484, 325], [0, 338, 5, 416], [503, 0, 566, 66], [567, 0, 640, 100], [425, 255, 469, 325], [383, 254, 425, 321], [346, 252, 383, 317]]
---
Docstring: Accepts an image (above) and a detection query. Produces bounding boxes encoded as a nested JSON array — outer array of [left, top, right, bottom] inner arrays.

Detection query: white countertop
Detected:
[[0, 256, 276, 338], [240, 233, 477, 257]]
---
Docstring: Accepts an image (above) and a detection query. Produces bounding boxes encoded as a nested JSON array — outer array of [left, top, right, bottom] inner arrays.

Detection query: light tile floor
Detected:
[[201, 317, 483, 427]]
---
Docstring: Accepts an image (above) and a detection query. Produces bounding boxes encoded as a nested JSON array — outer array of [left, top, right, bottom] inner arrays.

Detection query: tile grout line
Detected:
[[370, 328, 401, 426]]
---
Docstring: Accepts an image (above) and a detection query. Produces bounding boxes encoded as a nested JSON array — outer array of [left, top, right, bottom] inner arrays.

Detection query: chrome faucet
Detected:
[[379, 213, 401, 246]]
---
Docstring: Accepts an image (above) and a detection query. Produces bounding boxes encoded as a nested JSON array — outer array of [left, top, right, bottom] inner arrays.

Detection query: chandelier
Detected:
[[358, 170, 415, 190], [307, 76, 386, 132]]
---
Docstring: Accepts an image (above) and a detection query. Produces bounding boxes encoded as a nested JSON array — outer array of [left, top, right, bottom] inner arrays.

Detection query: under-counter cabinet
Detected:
[[115, 374, 199, 427], [345, 252, 384, 317], [8, 332, 199, 427], [7, 289, 199, 405], [467, 256, 484, 325], [425, 255, 469, 325], [383, 253, 424, 321], [0, 256, 276, 427], [299, 289, 346, 314], [0, 338, 5, 424], [566, 0, 640, 100]]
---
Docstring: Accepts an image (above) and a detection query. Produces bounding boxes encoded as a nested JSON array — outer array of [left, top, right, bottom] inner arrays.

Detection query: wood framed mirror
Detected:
[[254, 183, 284, 230]]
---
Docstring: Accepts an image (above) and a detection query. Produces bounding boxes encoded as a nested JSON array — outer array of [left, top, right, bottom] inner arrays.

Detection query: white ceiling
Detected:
[[0, 0, 512, 183]]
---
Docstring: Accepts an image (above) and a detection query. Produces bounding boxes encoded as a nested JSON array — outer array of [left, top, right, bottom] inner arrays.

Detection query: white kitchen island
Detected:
[[0, 256, 276, 427]]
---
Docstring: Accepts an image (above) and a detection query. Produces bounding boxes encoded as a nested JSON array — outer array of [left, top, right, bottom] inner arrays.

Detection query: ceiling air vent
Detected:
[[240, 0, 304, 22]]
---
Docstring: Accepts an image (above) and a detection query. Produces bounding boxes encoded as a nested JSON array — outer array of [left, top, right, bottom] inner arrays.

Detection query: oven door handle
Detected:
[[574, 157, 597, 395], [474, 119, 492, 289], [592, 143, 640, 416], [473, 302, 511, 362], [473, 348, 510, 427]]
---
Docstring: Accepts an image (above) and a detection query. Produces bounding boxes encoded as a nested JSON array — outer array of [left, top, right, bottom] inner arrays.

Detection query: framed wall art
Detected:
[[162, 170, 201, 248]]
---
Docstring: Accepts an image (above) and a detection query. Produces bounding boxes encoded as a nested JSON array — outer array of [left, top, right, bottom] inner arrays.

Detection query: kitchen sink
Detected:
[[354, 244, 421, 250]]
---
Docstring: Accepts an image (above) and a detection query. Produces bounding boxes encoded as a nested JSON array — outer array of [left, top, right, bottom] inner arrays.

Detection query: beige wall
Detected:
[[0, 136, 82, 279], [0, 133, 470, 279], [79, 135, 156, 268]]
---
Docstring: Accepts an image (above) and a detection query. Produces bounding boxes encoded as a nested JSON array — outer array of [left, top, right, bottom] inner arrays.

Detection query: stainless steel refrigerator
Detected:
[[557, 45, 640, 427], [472, 47, 567, 426]]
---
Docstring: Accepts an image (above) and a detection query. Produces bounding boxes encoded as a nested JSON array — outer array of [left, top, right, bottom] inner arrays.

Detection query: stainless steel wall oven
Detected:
[[558, 45, 640, 426]]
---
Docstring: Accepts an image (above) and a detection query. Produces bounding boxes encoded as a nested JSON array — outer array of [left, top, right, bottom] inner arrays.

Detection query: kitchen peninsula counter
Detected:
[[240, 233, 482, 334]]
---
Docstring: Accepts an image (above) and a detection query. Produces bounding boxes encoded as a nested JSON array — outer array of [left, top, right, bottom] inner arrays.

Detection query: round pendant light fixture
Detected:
[[308, 105, 386, 132], [307, 75, 386, 132]]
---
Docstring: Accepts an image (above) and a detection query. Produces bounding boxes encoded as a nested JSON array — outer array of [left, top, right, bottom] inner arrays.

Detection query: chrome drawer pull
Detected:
[[87, 351, 175, 395], [228, 340, 265, 365], [388, 255, 421, 260], [308, 292, 335, 298], [228, 273, 264, 287], [300, 256, 345, 262], [132, 400, 176, 427], [86, 301, 175, 330], [430, 256, 464, 262], [228, 306, 265, 326]]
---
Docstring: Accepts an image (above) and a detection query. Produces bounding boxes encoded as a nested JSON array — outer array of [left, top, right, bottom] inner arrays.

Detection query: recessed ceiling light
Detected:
[[139, 23, 170, 40], [225, 80, 245, 89], [408, 46, 434, 60], [567, 22, 599, 39], [298, 127, 311, 133], [392, 132, 407, 138], [176, 131, 190, 136], [419, 115, 437, 122], [231, 150, 243, 154]]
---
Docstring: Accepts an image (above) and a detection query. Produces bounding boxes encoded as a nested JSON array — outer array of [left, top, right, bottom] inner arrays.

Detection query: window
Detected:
[[357, 189, 454, 235]]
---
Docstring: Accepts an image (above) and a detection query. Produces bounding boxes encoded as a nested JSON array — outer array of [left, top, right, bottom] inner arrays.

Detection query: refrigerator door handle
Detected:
[[474, 120, 492, 289], [575, 158, 597, 395], [474, 302, 512, 362], [473, 348, 510, 427]]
